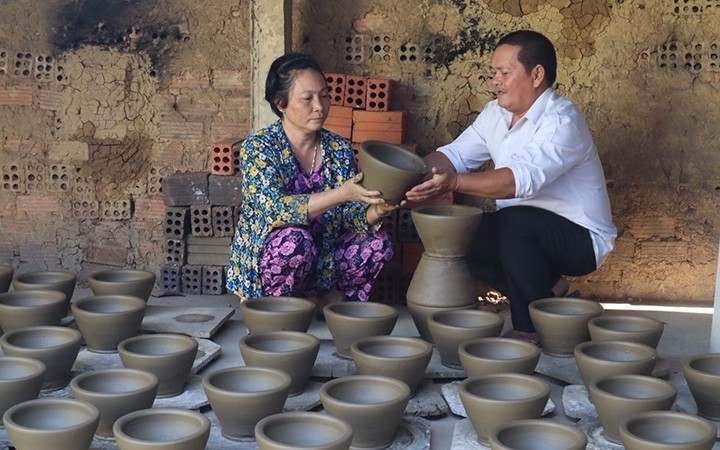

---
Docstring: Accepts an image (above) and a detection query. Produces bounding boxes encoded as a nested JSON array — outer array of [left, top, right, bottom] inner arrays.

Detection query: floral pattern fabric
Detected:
[[226, 120, 390, 301]]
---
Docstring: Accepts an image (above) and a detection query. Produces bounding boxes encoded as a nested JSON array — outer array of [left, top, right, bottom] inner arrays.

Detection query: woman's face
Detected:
[[281, 69, 330, 134]]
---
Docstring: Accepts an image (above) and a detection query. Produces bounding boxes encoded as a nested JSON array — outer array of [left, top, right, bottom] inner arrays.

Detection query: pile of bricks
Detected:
[[159, 139, 243, 295]]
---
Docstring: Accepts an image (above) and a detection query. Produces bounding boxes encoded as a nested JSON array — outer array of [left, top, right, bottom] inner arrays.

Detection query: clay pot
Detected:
[[112, 408, 211, 450], [117, 333, 198, 398], [574, 340, 657, 386], [0, 325, 82, 391], [239, 296, 316, 334], [588, 374, 677, 443], [71, 294, 147, 353], [87, 269, 156, 302], [3, 398, 100, 450], [12, 270, 76, 308], [528, 297, 604, 357], [619, 411, 716, 450], [410, 204, 483, 257], [0, 264, 13, 293], [357, 140, 427, 204], [350, 335, 433, 396], [489, 419, 588, 450], [427, 309, 505, 369], [406, 302, 476, 343], [0, 357, 46, 416], [0, 289, 67, 333], [458, 337, 541, 378], [239, 330, 320, 395], [682, 353, 720, 420], [69, 368, 159, 438], [255, 411, 353, 450], [320, 375, 411, 449], [458, 373, 550, 445], [202, 366, 291, 440], [588, 314, 665, 348], [323, 301, 399, 358]]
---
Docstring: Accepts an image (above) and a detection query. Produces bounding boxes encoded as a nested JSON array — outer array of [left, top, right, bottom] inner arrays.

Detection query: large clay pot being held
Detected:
[[357, 140, 427, 205]]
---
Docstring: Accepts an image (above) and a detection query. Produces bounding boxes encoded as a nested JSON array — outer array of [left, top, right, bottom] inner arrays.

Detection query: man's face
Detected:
[[491, 44, 543, 118]]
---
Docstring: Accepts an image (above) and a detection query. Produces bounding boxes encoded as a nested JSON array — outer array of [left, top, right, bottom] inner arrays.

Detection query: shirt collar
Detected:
[[500, 87, 555, 126]]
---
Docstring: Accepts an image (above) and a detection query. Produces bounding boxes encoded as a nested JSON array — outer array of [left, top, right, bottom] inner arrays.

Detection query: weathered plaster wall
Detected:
[[0, 0, 251, 282], [0, 0, 717, 303], [293, 0, 720, 303]]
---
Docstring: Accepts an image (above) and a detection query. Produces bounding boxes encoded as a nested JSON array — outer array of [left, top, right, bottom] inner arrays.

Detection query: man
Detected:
[[406, 30, 617, 345]]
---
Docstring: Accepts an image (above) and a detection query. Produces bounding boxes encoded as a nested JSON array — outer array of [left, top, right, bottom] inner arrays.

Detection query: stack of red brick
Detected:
[[159, 139, 244, 295]]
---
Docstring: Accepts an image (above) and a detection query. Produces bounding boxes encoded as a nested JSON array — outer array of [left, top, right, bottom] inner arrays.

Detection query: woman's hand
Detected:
[[339, 173, 384, 204]]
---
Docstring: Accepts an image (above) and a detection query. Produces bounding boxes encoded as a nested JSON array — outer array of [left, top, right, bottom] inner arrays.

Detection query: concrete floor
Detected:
[[142, 289, 719, 450], [2, 286, 715, 449]]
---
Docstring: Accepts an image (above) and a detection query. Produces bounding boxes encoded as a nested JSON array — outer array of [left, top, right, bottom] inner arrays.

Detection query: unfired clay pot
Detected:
[[202, 366, 291, 440], [323, 301, 399, 358], [71, 294, 147, 353], [409, 204, 484, 257], [350, 335, 433, 396], [0, 325, 82, 391], [3, 398, 100, 450], [319, 375, 411, 450], [255, 411, 353, 450], [682, 352, 720, 420], [0, 264, 13, 293], [0, 356, 46, 416], [407, 302, 476, 343], [239, 296, 316, 334], [12, 270, 77, 309], [528, 297, 604, 357], [357, 140, 427, 204], [427, 309, 504, 369], [619, 411, 716, 450], [69, 368, 159, 438], [87, 269, 156, 302], [588, 314, 665, 348], [574, 340, 657, 386], [489, 419, 588, 450], [458, 337, 541, 378], [0, 289, 67, 333], [117, 333, 198, 398], [458, 373, 550, 445], [112, 408, 211, 450], [239, 330, 320, 395], [588, 374, 677, 443]]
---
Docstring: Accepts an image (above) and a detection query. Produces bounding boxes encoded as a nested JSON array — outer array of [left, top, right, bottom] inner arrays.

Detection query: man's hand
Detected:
[[405, 166, 457, 202]]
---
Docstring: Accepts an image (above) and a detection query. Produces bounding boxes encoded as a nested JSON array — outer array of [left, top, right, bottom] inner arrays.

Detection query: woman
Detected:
[[227, 53, 397, 311]]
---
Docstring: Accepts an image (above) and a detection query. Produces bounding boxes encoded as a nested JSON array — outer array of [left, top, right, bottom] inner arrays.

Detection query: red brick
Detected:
[[169, 72, 210, 90], [353, 121, 403, 133], [19, 243, 60, 262], [324, 73, 346, 106], [343, 75, 367, 108], [210, 123, 249, 146], [159, 119, 204, 141], [16, 195, 60, 214], [366, 78, 394, 111], [134, 198, 166, 221], [351, 130, 403, 144], [174, 95, 219, 118], [324, 124, 352, 139], [209, 139, 243, 176], [212, 69, 251, 91], [87, 238, 128, 266], [37, 88, 65, 111], [0, 86, 33, 106], [353, 110, 405, 125]]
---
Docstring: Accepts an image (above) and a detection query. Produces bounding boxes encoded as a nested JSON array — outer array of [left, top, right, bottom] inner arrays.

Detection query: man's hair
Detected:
[[497, 30, 557, 87]]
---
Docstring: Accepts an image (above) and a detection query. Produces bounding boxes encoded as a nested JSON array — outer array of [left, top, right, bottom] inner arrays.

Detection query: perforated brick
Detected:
[[2, 164, 24, 193], [71, 200, 100, 219], [381, 210, 398, 244], [13, 51, 32, 78], [47, 164, 70, 191], [165, 238, 186, 265], [73, 174, 96, 197], [26, 163, 47, 192], [147, 166, 164, 196], [34, 54, 54, 82], [371, 35, 392, 62], [181, 264, 203, 294], [344, 34, 365, 64], [190, 204, 213, 236], [398, 208, 419, 242], [0, 50, 8, 76], [366, 78, 393, 111], [202, 265, 226, 295], [160, 264, 181, 293], [209, 139, 243, 176], [100, 199, 132, 220], [343, 75, 367, 109], [325, 73, 346, 105], [212, 206, 235, 237], [399, 43, 421, 63], [165, 206, 190, 239]]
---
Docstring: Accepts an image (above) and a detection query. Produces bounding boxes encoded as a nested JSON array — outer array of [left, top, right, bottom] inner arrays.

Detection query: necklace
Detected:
[[308, 144, 318, 175]]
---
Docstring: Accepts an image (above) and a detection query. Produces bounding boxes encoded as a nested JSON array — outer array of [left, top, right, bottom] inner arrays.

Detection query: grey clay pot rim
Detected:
[[588, 314, 664, 332], [359, 140, 428, 174], [529, 297, 604, 315], [89, 269, 155, 282], [351, 336, 433, 361], [428, 309, 503, 329], [682, 352, 720, 376], [112, 407, 210, 444], [202, 365, 292, 394], [574, 339, 657, 361], [0, 289, 67, 307], [240, 330, 320, 351], [323, 301, 399, 320], [117, 333, 198, 357], [619, 410, 717, 445], [411, 203, 483, 218], [240, 296, 316, 311], [0, 325, 82, 349], [69, 368, 159, 397], [72, 294, 146, 313], [588, 374, 676, 399], [459, 373, 550, 402], [3, 398, 99, 432], [14, 271, 76, 283], [319, 374, 411, 408], [0, 356, 46, 382], [490, 419, 587, 450], [458, 336, 541, 359], [255, 411, 353, 447]]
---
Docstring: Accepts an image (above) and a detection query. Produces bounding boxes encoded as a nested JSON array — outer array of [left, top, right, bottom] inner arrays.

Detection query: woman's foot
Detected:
[[502, 329, 541, 346]]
